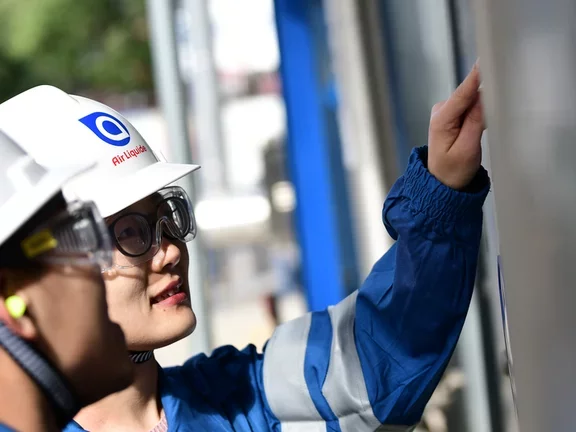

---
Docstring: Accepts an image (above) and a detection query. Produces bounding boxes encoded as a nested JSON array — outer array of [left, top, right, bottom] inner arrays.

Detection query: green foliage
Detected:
[[0, 0, 152, 101]]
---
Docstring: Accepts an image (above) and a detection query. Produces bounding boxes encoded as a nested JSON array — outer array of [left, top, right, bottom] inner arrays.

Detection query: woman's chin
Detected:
[[160, 319, 197, 348], [130, 313, 197, 351]]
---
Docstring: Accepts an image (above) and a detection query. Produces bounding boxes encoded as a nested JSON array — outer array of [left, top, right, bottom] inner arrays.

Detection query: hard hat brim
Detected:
[[75, 161, 201, 218]]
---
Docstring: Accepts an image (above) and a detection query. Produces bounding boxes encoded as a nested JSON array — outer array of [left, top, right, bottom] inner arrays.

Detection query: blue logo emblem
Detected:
[[79, 112, 131, 147]]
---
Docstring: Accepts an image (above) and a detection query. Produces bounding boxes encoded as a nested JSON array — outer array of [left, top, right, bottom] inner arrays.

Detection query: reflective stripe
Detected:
[[304, 311, 339, 426], [321, 291, 381, 431], [263, 313, 322, 422], [375, 426, 417, 432], [323, 292, 414, 432], [278, 421, 327, 432], [263, 293, 416, 432], [276, 421, 414, 432]]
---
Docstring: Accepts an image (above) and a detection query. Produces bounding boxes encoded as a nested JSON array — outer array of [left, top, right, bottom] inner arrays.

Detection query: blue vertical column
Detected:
[[274, 0, 359, 311]]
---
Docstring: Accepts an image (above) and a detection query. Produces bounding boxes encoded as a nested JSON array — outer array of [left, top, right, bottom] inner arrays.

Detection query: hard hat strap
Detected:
[[0, 322, 80, 426]]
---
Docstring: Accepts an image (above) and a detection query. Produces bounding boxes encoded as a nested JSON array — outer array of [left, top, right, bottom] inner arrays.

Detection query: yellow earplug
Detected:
[[5, 295, 26, 319]]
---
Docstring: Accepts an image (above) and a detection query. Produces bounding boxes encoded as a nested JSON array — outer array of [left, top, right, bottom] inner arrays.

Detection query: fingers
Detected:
[[454, 95, 485, 151], [431, 101, 447, 117], [435, 63, 481, 125]]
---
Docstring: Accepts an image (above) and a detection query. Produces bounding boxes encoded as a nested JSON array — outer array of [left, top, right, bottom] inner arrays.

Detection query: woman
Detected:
[[0, 131, 133, 432], [0, 63, 488, 431]]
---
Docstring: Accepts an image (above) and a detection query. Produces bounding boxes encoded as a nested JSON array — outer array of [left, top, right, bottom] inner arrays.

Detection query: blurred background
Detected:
[[3, 0, 576, 431]]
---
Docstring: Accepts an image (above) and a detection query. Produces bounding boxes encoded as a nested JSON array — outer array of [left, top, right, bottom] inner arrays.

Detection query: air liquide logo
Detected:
[[79, 112, 131, 147]]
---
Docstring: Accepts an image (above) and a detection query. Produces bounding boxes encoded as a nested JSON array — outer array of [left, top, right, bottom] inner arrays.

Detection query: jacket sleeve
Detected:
[[261, 146, 490, 431]]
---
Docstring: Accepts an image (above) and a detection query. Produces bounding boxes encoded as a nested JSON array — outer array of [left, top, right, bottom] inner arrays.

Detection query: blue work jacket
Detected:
[[66, 146, 490, 431]]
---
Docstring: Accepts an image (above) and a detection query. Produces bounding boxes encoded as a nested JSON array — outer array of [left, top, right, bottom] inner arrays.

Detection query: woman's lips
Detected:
[[151, 279, 187, 306]]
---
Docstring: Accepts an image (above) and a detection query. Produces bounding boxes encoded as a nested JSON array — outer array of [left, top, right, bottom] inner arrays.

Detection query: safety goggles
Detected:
[[21, 201, 113, 269], [107, 186, 196, 269]]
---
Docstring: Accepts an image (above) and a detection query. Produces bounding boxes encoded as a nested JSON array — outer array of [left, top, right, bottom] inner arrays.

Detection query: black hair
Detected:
[[0, 193, 68, 268]]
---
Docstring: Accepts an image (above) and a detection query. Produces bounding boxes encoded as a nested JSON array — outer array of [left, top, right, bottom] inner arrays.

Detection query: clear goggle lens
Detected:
[[108, 186, 196, 269], [22, 201, 113, 269]]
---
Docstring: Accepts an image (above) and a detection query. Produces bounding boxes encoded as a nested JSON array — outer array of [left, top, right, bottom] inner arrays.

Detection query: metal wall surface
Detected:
[[473, 0, 576, 430], [379, 0, 456, 167], [449, 1, 511, 430]]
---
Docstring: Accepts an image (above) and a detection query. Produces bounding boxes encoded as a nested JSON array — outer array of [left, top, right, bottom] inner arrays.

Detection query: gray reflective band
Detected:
[[263, 291, 416, 431], [276, 421, 327, 431], [324, 292, 415, 432], [0, 322, 79, 424], [276, 423, 415, 432], [324, 291, 382, 431], [375, 426, 417, 432], [263, 312, 322, 422], [277, 423, 415, 431]]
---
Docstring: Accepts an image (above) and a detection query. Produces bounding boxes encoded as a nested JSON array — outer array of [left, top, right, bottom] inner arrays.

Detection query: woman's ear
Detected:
[[0, 270, 38, 341]]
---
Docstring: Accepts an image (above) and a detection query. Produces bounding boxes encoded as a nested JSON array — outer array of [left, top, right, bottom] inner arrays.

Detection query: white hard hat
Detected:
[[0, 129, 91, 246], [0, 86, 200, 217]]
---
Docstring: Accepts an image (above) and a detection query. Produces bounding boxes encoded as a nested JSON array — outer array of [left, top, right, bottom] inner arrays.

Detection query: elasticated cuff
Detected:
[[403, 146, 490, 223]]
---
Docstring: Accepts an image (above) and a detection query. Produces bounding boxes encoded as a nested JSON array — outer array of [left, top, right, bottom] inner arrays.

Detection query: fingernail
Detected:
[[473, 58, 480, 69]]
